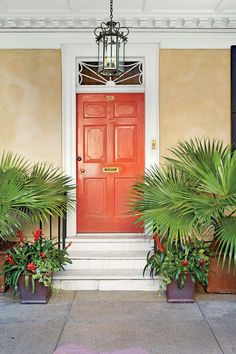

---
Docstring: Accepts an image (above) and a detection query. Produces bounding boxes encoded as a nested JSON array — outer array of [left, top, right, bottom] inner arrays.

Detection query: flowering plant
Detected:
[[144, 236, 211, 288], [2, 229, 72, 295]]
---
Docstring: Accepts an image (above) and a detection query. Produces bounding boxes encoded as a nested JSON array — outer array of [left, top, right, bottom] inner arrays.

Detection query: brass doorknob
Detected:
[[80, 168, 85, 173]]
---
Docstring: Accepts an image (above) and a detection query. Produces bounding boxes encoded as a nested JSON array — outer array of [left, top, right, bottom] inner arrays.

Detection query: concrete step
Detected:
[[53, 269, 160, 291], [66, 234, 152, 252], [58, 234, 156, 291], [66, 250, 147, 270]]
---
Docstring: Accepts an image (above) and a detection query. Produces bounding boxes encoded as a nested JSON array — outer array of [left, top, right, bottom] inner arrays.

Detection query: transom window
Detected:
[[76, 60, 143, 87]]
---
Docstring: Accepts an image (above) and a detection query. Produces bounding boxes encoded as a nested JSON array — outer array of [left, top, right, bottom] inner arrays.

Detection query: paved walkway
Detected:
[[0, 290, 236, 354]]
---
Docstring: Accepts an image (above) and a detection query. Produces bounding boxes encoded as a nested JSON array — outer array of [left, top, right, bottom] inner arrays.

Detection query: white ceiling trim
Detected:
[[0, 15, 236, 30]]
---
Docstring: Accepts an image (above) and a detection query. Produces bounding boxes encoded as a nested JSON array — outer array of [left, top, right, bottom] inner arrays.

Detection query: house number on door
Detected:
[[106, 96, 114, 101]]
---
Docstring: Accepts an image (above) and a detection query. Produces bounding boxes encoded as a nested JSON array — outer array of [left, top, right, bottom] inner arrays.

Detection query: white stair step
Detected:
[[66, 251, 147, 270], [53, 269, 160, 291], [54, 269, 146, 279], [66, 258, 146, 270], [68, 250, 147, 258], [66, 235, 152, 252]]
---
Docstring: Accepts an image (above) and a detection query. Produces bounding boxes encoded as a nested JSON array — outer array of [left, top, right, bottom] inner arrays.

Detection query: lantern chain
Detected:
[[110, 0, 113, 22]]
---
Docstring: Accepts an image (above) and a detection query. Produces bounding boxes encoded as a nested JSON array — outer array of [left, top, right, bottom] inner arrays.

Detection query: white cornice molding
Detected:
[[0, 15, 236, 31]]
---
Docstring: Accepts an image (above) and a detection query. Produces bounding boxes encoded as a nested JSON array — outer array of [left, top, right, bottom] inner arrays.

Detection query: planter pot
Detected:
[[166, 275, 195, 303], [206, 256, 236, 294], [18, 275, 52, 304]]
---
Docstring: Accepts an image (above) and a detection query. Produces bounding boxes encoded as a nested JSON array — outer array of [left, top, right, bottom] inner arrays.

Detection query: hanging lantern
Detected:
[[94, 0, 129, 77]]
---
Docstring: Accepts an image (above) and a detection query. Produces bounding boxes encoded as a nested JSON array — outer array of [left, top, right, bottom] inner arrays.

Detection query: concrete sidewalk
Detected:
[[0, 290, 236, 354]]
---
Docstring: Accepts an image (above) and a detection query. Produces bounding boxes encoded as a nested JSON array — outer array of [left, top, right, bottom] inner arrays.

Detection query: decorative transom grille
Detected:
[[76, 60, 143, 87]]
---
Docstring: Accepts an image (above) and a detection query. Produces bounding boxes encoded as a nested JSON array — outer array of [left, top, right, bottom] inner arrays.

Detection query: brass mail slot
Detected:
[[103, 167, 119, 173]]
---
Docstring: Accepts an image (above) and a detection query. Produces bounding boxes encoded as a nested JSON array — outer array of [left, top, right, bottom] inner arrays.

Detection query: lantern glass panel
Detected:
[[104, 35, 118, 72], [98, 37, 104, 73], [118, 38, 125, 74]]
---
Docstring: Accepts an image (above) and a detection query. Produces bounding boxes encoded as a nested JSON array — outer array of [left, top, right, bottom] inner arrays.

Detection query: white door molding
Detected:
[[62, 43, 159, 237]]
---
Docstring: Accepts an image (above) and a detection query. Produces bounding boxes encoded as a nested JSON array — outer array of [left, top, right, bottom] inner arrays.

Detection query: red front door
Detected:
[[76, 93, 145, 232]]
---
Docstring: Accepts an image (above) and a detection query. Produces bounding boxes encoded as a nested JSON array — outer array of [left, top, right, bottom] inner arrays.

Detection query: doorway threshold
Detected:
[[76, 233, 146, 239]]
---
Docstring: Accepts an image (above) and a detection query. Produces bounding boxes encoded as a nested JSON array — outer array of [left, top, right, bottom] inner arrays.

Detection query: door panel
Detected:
[[84, 102, 107, 118], [77, 93, 144, 232], [114, 178, 136, 216], [84, 179, 106, 216], [84, 126, 107, 162], [114, 101, 137, 117], [115, 125, 137, 161]]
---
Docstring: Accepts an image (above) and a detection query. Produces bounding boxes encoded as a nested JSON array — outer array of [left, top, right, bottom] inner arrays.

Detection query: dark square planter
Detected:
[[18, 275, 52, 304], [166, 274, 195, 303]]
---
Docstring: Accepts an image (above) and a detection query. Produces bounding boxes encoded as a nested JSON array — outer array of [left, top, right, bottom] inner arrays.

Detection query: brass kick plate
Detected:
[[103, 167, 119, 173]]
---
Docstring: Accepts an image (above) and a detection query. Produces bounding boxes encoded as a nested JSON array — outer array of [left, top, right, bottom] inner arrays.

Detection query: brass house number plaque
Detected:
[[106, 95, 115, 101]]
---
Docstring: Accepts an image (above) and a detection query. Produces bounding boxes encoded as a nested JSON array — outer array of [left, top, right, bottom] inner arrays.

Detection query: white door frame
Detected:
[[62, 43, 159, 237]]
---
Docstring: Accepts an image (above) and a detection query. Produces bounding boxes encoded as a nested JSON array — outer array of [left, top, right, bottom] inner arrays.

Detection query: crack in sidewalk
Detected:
[[196, 301, 225, 354], [53, 290, 77, 353]]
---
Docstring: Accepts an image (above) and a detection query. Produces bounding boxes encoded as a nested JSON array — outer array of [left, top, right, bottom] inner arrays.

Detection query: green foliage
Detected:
[[130, 138, 236, 270], [145, 239, 211, 288], [2, 229, 72, 295], [130, 165, 204, 243], [0, 151, 75, 241]]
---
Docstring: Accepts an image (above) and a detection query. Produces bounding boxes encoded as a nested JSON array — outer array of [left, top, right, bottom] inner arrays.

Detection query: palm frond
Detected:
[[215, 217, 236, 270], [0, 152, 75, 240], [129, 164, 210, 243]]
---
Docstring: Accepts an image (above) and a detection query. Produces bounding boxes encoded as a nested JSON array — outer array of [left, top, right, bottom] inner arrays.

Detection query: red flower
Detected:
[[17, 230, 24, 243], [33, 228, 43, 242], [5, 254, 15, 265], [153, 234, 164, 253], [181, 260, 189, 267], [40, 252, 46, 258], [199, 259, 206, 266], [27, 262, 36, 273]]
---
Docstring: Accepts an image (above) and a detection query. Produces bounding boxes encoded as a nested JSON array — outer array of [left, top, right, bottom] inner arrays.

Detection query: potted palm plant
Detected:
[[145, 236, 210, 302], [130, 138, 236, 293], [0, 151, 75, 292], [3, 228, 72, 303], [166, 139, 236, 293]]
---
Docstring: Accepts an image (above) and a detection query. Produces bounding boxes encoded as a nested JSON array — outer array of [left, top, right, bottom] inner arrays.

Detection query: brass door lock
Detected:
[[151, 139, 157, 150]]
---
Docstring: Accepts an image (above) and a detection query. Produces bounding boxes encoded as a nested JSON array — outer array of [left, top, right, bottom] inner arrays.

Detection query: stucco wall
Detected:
[[159, 49, 230, 160], [0, 49, 61, 166]]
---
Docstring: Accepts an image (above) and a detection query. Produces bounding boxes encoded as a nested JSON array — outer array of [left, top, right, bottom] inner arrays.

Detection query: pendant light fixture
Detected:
[[94, 0, 129, 77]]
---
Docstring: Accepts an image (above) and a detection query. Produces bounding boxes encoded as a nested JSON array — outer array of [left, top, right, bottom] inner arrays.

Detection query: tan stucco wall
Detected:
[[0, 49, 61, 166], [159, 49, 230, 160]]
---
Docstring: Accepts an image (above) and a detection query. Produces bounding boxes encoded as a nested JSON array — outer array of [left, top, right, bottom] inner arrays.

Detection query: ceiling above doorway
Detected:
[[0, 0, 235, 15]]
